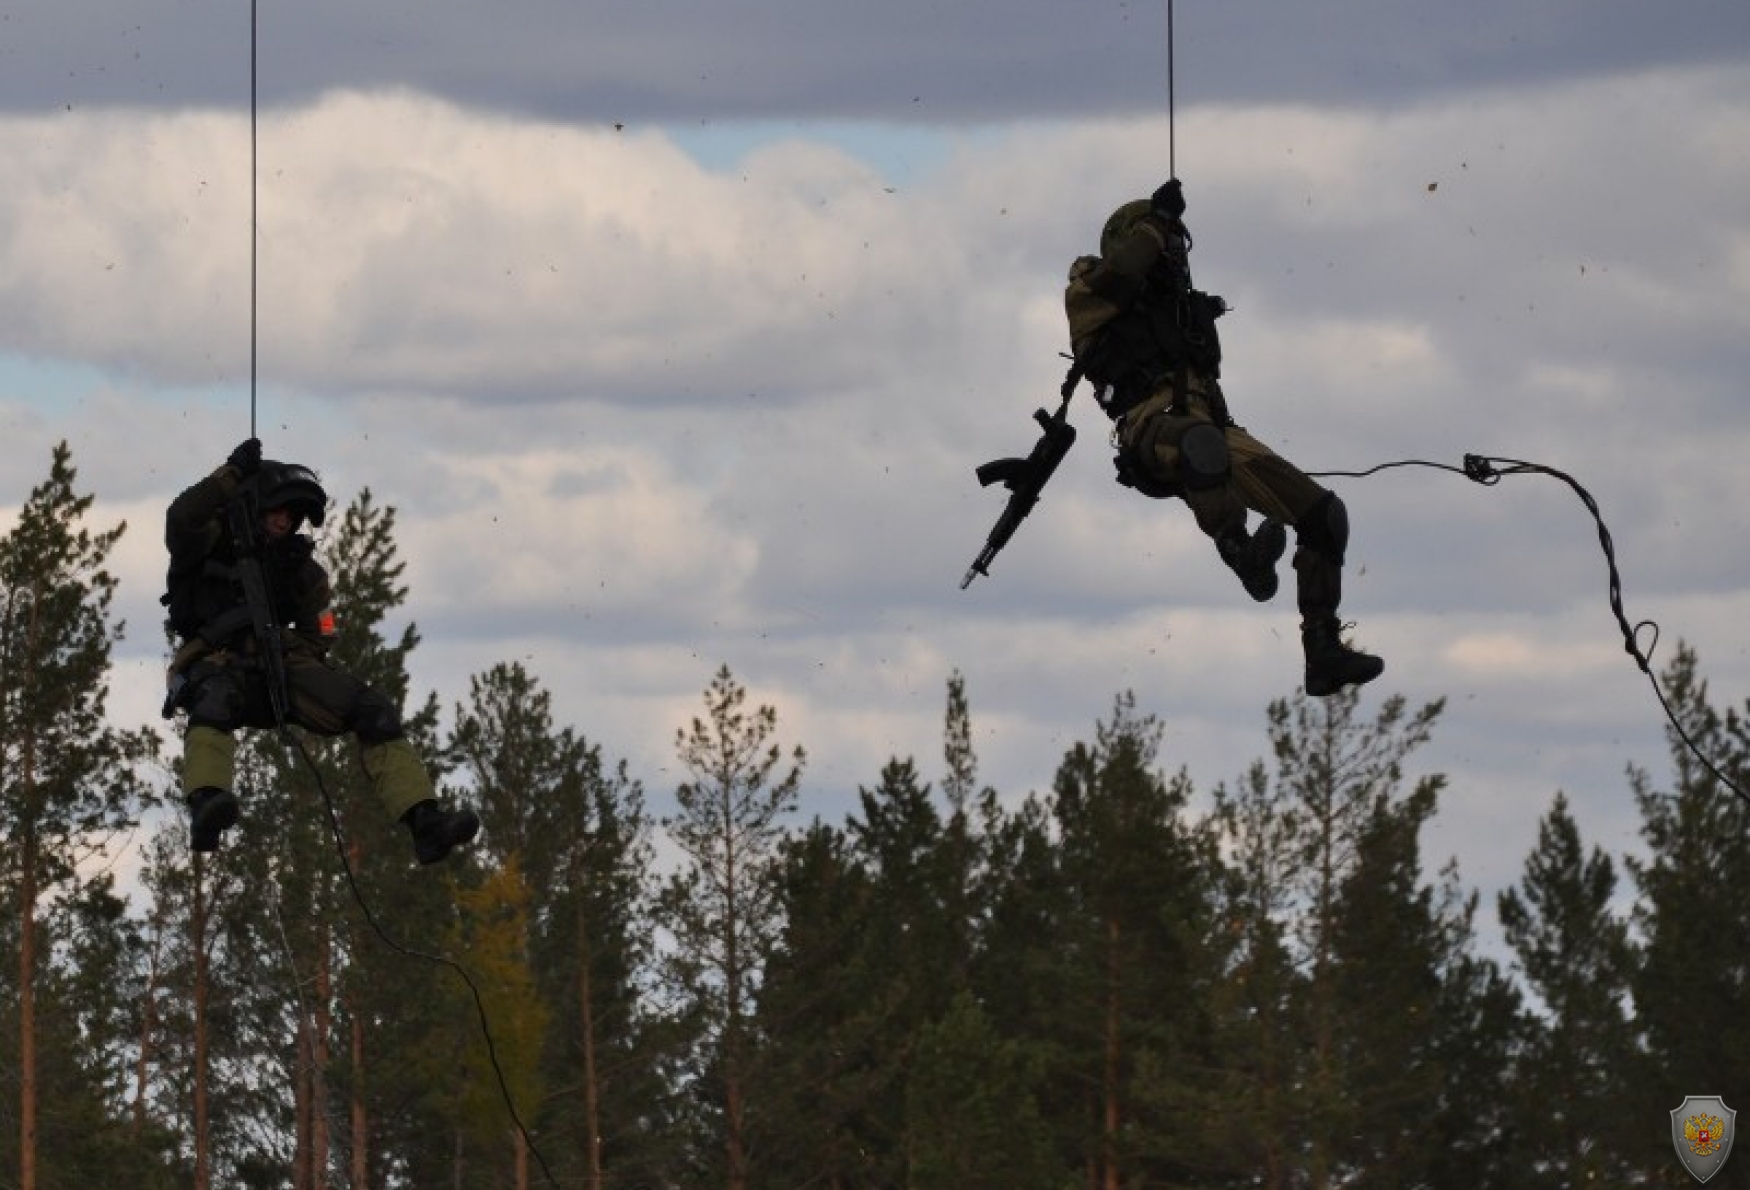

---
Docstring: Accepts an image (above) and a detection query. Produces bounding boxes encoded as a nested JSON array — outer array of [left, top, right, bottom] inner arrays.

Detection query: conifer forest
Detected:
[[4, 442, 1748, 1190]]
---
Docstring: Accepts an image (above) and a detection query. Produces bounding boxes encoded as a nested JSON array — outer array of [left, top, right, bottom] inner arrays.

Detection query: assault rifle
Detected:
[[225, 486, 292, 730], [960, 367, 1081, 589]]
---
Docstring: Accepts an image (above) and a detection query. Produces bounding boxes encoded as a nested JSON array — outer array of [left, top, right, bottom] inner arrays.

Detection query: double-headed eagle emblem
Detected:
[[1684, 1113, 1726, 1158], [1672, 1096, 1736, 1183]]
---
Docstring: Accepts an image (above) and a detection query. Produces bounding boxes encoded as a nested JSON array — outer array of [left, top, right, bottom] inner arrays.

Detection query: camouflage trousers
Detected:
[[172, 642, 434, 822], [1115, 376, 1329, 538], [1117, 375, 1351, 620]]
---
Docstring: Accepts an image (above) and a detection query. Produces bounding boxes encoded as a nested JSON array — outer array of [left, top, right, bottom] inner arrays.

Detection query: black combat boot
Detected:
[[403, 799, 482, 865], [1301, 616, 1384, 697], [1216, 518, 1287, 602], [187, 786, 239, 853]]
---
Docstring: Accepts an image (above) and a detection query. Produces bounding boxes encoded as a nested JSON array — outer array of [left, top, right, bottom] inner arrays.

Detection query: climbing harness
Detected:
[[1310, 453, 1750, 808]]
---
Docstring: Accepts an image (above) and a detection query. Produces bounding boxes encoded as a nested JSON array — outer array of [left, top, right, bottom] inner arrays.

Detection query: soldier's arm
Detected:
[[289, 552, 338, 650], [1087, 217, 1173, 307], [164, 463, 244, 566]]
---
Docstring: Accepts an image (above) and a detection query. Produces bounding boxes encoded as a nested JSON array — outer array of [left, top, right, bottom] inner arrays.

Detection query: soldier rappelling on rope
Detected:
[[161, 438, 482, 862], [963, 0, 1382, 696], [1069, 177, 1383, 695]]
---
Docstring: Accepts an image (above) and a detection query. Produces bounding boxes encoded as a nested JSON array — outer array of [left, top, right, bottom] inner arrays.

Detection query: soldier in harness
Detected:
[[162, 437, 481, 862], [1068, 178, 1383, 695]]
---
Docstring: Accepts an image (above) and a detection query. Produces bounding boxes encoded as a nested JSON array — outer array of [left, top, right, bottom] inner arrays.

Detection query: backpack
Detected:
[[1064, 254, 1123, 363]]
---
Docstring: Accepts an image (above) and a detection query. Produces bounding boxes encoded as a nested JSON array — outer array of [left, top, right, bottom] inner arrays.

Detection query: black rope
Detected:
[[282, 727, 561, 1187], [1166, 0, 1177, 178], [1309, 453, 1749, 807], [250, 0, 258, 438], [237, 7, 552, 1176]]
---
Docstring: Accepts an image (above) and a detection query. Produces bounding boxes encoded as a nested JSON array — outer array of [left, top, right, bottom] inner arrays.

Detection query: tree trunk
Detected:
[[134, 929, 164, 1138], [724, 849, 748, 1190], [313, 935, 332, 1185], [577, 860, 604, 1190], [1261, 978, 1285, 1190], [19, 829, 39, 1190], [1309, 787, 1337, 1190], [351, 1010, 369, 1190], [17, 600, 40, 1190], [294, 1015, 313, 1190], [1102, 916, 1121, 1190], [193, 860, 212, 1190]]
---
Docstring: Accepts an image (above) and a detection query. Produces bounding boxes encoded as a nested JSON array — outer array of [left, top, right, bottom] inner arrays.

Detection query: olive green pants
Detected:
[[1117, 378, 1328, 536], [177, 646, 433, 822]]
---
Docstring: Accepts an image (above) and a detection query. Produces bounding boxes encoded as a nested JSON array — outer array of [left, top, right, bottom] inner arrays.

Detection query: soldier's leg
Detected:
[[286, 655, 479, 863], [1131, 411, 1291, 601], [180, 657, 251, 852], [1123, 386, 1288, 601], [1227, 434, 1384, 695]]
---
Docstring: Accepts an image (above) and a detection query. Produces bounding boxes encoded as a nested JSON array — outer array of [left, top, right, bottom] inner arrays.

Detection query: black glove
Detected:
[[1151, 177, 1186, 220], [227, 437, 262, 476]]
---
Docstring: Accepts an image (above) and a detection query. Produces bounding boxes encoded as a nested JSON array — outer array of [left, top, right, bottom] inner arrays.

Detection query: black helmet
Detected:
[[252, 460, 328, 528]]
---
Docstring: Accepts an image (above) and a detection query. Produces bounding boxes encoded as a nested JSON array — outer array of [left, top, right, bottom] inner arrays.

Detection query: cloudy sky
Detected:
[[4, 0, 1748, 944]]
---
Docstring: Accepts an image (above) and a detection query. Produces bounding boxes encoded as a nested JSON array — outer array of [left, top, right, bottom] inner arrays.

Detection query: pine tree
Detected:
[[447, 659, 661, 1189], [749, 819, 885, 1187], [448, 859, 550, 1189], [905, 990, 1057, 1190], [1421, 913, 1526, 1190], [1625, 645, 1750, 1181], [656, 665, 805, 1190], [1498, 791, 1635, 1183], [26, 875, 183, 1188], [935, 672, 983, 1005], [0, 442, 158, 1190], [752, 753, 985, 1188], [309, 489, 460, 1188], [964, 783, 1063, 1165], [1267, 687, 1444, 1190], [1323, 782, 1451, 1188], [1043, 692, 1229, 1189], [1210, 758, 1311, 1188]]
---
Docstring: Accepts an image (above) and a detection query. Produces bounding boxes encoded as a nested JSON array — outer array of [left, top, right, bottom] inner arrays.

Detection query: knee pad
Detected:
[[1178, 422, 1230, 491], [185, 666, 247, 731], [351, 689, 405, 746], [1297, 492, 1350, 566]]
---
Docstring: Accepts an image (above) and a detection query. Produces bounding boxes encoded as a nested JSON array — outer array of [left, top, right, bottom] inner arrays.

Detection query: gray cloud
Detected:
[[11, 0, 1750, 123], [4, 48, 1747, 964]]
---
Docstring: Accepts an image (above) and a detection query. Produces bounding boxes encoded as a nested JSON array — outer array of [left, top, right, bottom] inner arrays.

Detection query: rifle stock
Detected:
[[960, 393, 1077, 589]]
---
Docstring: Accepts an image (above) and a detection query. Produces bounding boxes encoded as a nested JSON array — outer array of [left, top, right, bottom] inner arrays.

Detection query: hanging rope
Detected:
[[237, 7, 556, 1179], [1166, 0, 1177, 178], [1309, 453, 1750, 807], [250, 0, 259, 437], [296, 730, 561, 1188]]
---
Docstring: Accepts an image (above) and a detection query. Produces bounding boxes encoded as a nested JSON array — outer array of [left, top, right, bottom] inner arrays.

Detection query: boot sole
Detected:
[[415, 811, 482, 865], [1241, 520, 1287, 602], [1305, 655, 1385, 697], [189, 790, 239, 852]]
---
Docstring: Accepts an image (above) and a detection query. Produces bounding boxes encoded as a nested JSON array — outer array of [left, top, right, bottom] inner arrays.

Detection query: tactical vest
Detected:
[[1065, 205, 1227, 420], [162, 537, 315, 646]]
